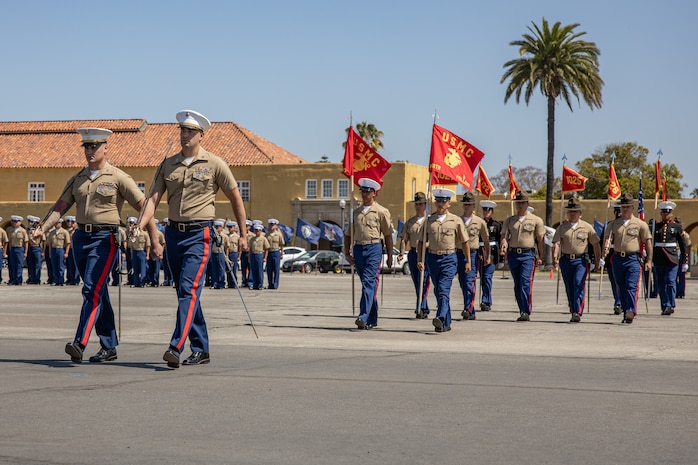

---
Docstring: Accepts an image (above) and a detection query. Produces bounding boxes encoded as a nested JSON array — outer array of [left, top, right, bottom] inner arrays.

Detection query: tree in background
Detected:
[[342, 122, 384, 151], [575, 142, 685, 199], [501, 18, 603, 229], [490, 165, 547, 195]]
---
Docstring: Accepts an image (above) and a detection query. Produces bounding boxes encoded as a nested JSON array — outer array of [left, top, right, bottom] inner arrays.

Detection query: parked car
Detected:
[[279, 246, 306, 268], [282, 250, 319, 273], [341, 247, 410, 274]]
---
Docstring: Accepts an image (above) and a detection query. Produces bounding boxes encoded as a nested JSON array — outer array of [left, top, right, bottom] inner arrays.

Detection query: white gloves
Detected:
[[599, 258, 605, 268], [497, 262, 504, 269], [590, 264, 596, 272], [682, 264, 689, 272]]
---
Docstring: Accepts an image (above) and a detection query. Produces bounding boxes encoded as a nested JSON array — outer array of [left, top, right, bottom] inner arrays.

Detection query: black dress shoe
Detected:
[[89, 347, 117, 362], [355, 318, 366, 329], [65, 342, 84, 363], [433, 317, 444, 332], [182, 352, 210, 365], [163, 348, 180, 368]]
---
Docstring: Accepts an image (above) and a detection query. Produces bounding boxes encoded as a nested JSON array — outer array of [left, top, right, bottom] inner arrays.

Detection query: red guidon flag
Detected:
[[508, 164, 521, 199], [342, 126, 391, 186], [561, 165, 587, 192], [654, 159, 662, 197], [662, 176, 668, 201], [429, 124, 484, 190], [476, 164, 495, 199], [608, 161, 621, 200]]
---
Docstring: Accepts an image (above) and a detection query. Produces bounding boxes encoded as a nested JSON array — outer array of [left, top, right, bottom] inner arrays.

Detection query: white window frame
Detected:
[[238, 180, 250, 201], [306, 179, 317, 199], [321, 179, 333, 199], [337, 179, 349, 199], [28, 182, 45, 202]]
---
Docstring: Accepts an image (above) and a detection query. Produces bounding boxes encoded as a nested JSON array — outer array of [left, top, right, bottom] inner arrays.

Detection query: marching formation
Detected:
[[2, 115, 692, 367]]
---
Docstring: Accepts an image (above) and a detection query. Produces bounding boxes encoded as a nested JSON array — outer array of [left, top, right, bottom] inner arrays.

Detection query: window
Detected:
[[321, 179, 333, 199], [28, 182, 45, 202], [338, 179, 349, 199], [136, 181, 146, 193], [238, 180, 250, 201], [306, 179, 317, 199]]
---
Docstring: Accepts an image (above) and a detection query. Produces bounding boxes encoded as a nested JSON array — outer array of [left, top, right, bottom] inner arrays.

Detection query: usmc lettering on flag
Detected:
[[429, 124, 484, 190]]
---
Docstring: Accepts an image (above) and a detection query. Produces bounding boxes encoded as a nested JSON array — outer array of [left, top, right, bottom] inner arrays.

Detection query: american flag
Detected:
[[638, 178, 645, 221]]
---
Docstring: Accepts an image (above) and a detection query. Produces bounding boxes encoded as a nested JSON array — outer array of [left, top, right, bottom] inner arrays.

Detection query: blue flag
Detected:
[[296, 218, 321, 245], [397, 219, 405, 238], [278, 223, 294, 243], [638, 178, 645, 220], [318, 220, 344, 245], [594, 220, 604, 239]]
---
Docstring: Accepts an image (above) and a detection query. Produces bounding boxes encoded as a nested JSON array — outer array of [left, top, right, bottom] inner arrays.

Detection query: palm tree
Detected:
[[343, 122, 384, 151], [501, 18, 603, 237]]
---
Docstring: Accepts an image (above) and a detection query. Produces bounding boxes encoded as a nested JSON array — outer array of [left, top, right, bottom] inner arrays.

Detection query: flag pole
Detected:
[[417, 113, 438, 314]]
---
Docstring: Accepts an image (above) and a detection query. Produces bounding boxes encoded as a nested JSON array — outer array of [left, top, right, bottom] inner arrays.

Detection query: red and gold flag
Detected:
[[428, 124, 484, 191], [561, 165, 587, 192], [342, 126, 391, 186], [608, 161, 621, 200], [662, 176, 668, 201], [508, 164, 520, 199], [654, 159, 662, 197], [475, 164, 495, 199]]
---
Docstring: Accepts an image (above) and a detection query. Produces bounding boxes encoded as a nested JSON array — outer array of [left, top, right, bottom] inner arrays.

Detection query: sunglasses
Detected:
[[482, 207, 493, 211], [661, 209, 672, 213], [360, 187, 375, 193]]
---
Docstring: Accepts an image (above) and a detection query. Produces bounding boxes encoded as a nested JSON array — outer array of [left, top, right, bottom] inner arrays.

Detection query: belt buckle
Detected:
[[84, 224, 92, 233], [619, 251, 626, 257], [178, 223, 186, 233], [516, 248, 523, 254], [570, 253, 576, 259]]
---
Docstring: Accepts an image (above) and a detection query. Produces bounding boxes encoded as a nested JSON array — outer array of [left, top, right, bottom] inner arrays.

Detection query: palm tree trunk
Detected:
[[545, 95, 555, 266]]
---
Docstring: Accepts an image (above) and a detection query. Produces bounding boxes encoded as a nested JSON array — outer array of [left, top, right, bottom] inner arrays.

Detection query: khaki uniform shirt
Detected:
[[400, 215, 427, 249], [608, 216, 651, 253], [152, 148, 238, 222], [552, 220, 599, 254], [227, 232, 240, 253], [7, 226, 29, 248], [502, 212, 546, 248], [129, 232, 151, 251], [59, 163, 144, 225], [249, 235, 270, 254], [28, 228, 45, 248], [48, 228, 71, 249], [0, 228, 8, 248], [351, 202, 393, 243], [419, 212, 469, 254], [212, 230, 227, 254], [267, 230, 284, 251], [463, 214, 489, 250]]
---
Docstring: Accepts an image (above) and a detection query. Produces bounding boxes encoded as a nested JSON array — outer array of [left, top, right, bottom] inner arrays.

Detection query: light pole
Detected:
[[339, 199, 346, 231]]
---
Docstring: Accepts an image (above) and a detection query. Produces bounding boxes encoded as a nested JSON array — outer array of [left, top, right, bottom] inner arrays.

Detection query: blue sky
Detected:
[[2, 1, 696, 197]]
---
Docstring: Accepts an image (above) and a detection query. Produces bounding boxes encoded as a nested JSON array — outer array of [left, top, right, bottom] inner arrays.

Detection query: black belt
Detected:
[[561, 253, 587, 260], [510, 247, 534, 254], [78, 223, 118, 233], [170, 220, 213, 232], [617, 251, 639, 258]]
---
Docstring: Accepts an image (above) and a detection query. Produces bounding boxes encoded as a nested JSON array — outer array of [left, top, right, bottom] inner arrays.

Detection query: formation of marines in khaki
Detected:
[[1, 110, 691, 364]]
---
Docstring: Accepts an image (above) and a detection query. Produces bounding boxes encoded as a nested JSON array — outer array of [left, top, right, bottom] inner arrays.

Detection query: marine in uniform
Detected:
[[249, 223, 270, 290], [226, 221, 240, 288], [0, 217, 8, 284], [500, 191, 546, 321], [479, 200, 502, 312], [266, 219, 284, 289], [603, 193, 652, 324], [64, 216, 81, 285], [603, 204, 622, 314], [145, 220, 166, 286], [457, 192, 490, 320], [110, 223, 128, 286], [48, 218, 71, 286], [34, 127, 158, 363], [128, 216, 151, 287], [552, 198, 601, 322], [397, 192, 430, 318], [652, 201, 688, 315], [343, 178, 393, 330], [240, 220, 253, 287], [26, 216, 45, 285], [416, 187, 469, 332], [210, 219, 228, 289], [137, 110, 248, 368], [160, 218, 173, 287], [675, 218, 690, 299], [7, 215, 28, 285]]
